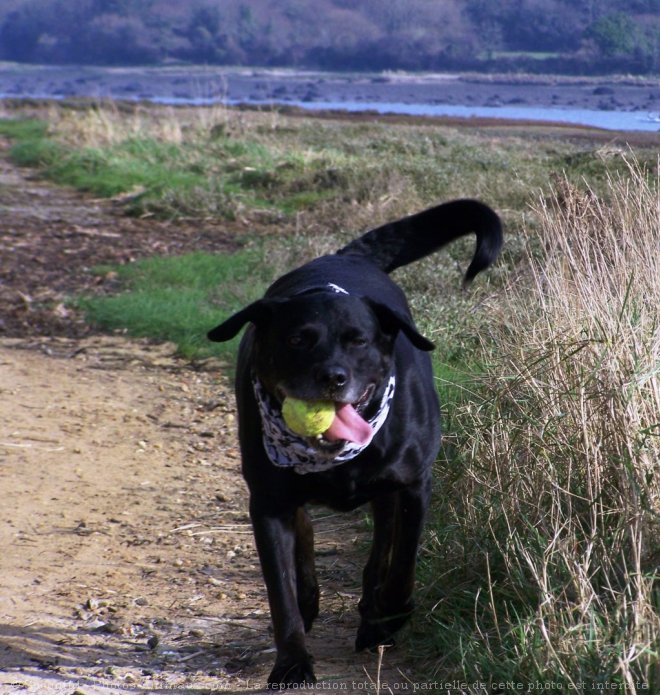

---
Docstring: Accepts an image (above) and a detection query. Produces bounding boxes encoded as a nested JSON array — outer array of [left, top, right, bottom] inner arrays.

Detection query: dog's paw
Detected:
[[355, 622, 396, 653], [355, 603, 414, 652], [355, 616, 399, 653], [267, 654, 316, 690]]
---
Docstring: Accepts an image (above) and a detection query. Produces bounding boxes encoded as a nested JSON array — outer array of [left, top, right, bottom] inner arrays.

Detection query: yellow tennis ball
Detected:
[[282, 397, 336, 437]]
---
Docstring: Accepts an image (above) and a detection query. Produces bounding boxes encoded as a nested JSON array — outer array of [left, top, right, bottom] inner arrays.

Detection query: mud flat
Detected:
[[1, 64, 658, 127]]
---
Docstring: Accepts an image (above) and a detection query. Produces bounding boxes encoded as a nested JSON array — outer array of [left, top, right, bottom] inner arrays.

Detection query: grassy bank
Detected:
[[2, 101, 655, 366], [415, 157, 659, 689], [1, 102, 658, 687]]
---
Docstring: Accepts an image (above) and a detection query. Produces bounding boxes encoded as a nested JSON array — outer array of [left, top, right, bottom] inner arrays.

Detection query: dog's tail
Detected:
[[336, 199, 503, 285]]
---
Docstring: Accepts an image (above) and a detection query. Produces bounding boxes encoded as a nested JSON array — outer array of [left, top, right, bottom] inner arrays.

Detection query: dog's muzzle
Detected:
[[252, 375, 396, 474]]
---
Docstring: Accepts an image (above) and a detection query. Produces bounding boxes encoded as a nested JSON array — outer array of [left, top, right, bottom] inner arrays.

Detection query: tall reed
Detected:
[[422, 156, 659, 689]]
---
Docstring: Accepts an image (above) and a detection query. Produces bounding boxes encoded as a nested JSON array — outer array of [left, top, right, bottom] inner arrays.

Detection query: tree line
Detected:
[[0, 0, 658, 75]]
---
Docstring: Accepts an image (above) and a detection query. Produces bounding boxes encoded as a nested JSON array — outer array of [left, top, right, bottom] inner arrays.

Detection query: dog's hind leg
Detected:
[[356, 479, 431, 651], [383, 480, 431, 618], [294, 507, 319, 632], [356, 493, 398, 650], [358, 493, 397, 620]]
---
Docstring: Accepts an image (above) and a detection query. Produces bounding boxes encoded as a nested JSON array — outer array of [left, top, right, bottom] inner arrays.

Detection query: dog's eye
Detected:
[[347, 335, 369, 349], [286, 329, 318, 349]]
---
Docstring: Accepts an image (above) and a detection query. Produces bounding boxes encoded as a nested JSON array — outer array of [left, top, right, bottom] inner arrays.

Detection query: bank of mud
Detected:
[[0, 64, 657, 115]]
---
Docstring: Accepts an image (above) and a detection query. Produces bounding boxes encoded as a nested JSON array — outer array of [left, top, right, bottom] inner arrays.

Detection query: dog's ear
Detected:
[[207, 299, 271, 342], [367, 301, 435, 351]]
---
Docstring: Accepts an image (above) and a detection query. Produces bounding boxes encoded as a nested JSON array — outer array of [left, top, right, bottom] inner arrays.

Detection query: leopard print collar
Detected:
[[252, 375, 396, 475]]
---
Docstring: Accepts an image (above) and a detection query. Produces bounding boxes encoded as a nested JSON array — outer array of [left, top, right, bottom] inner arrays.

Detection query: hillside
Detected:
[[0, 0, 658, 75]]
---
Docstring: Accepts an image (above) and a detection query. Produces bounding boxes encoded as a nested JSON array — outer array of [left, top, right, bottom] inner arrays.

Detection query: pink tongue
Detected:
[[324, 403, 373, 445]]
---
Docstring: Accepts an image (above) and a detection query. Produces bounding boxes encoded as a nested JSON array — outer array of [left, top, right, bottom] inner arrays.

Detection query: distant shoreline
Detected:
[[1, 64, 658, 133]]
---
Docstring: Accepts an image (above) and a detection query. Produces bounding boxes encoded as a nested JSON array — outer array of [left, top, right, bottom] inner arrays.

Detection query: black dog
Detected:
[[208, 199, 502, 688]]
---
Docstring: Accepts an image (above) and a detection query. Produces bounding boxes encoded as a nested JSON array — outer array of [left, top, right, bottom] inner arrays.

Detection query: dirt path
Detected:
[[0, 151, 415, 693]]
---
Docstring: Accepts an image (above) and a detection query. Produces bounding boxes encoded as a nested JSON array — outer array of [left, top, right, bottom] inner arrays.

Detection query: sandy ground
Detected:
[[1, 337, 414, 695], [0, 149, 416, 693]]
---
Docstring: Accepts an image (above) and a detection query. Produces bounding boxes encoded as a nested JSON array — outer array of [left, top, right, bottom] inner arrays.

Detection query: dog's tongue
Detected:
[[324, 403, 373, 445]]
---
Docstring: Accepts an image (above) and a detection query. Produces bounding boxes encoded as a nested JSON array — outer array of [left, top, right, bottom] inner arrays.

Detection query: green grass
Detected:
[[0, 118, 65, 170], [1, 112, 414, 218], [3, 108, 654, 226], [52, 139, 205, 197], [0, 122, 215, 214], [78, 249, 273, 361], [0, 117, 48, 141]]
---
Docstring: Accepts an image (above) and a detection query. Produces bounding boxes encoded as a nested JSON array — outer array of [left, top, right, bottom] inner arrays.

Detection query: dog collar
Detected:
[[252, 375, 396, 475]]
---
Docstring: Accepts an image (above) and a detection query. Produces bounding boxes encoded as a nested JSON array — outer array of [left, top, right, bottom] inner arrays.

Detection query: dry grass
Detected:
[[47, 100, 273, 147], [422, 155, 659, 688]]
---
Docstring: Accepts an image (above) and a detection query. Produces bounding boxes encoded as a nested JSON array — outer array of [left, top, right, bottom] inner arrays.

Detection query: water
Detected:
[[4, 88, 657, 132], [148, 95, 660, 133], [283, 99, 660, 133]]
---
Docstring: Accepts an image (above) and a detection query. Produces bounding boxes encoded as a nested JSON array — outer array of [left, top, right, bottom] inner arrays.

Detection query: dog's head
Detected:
[[208, 289, 433, 447]]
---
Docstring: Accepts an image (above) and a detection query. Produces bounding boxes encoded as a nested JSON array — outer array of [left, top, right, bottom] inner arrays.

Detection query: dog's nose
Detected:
[[320, 366, 349, 389]]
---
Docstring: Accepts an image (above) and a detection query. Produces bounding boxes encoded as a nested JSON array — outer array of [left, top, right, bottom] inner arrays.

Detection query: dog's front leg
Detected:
[[250, 503, 316, 688]]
